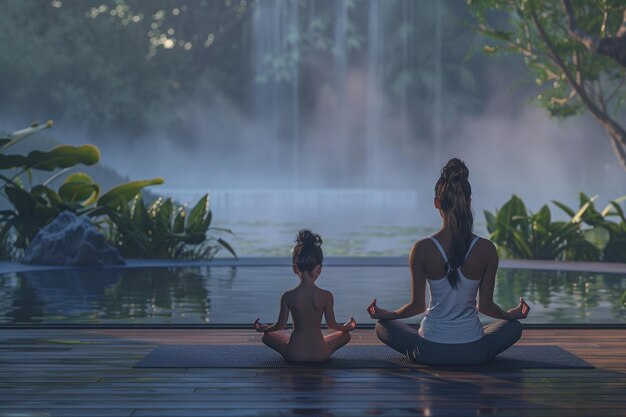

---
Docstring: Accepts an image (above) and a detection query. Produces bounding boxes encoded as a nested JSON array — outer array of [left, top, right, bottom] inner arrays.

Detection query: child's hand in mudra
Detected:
[[344, 316, 357, 331], [254, 318, 269, 332]]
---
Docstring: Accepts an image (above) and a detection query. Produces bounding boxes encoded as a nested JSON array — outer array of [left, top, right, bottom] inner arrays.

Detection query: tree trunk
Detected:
[[608, 134, 626, 172], [598, 120, 626, 171], [562, 0, 626, 68], [532, 8, 626, 172]]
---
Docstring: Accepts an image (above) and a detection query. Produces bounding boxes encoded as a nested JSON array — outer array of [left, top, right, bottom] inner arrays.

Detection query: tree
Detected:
[[0, 1, 255, 135], [469, 0, 626, 171]]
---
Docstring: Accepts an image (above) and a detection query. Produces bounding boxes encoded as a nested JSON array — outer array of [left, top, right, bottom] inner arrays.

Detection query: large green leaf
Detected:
[[493, 195, 527, 244], [572, 194, 597, 224], [152, 198, 174, 242], [602, 197, 626, 221], [0, 145, 100, 171], [131, 195, 150, 233], [156, 198, 173, 226], [173, 209, 185, 234], [484, 210, 497, 233], [58, 173, 100, 206], [186, 194, 211, 234], [97, 178, 164, 207], [552, 200, 576, 217], [534, 205, 551, 229], [582, 227, 610, 251], [187, 194, 208, 226], [4, 185, 37, 215]]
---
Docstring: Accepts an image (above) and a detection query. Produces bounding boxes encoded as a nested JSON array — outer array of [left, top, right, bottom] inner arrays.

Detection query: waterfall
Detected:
[[433, 0, 443, 167], [251, 1, 282, 181], [290, 1, 300, 188], [366, 0, 382, 188], [251, 0, 300, 187]]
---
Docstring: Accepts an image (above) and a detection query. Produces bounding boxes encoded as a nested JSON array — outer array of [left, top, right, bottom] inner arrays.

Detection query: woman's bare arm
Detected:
[[478, 242, 529, 320], [369, 240, 427, 320], [324, 293, 355, 332], [259, 293, 290, 333]]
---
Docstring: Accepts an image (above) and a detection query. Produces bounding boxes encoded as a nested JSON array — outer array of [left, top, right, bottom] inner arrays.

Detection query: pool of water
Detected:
[[0, 266, 624, 324]]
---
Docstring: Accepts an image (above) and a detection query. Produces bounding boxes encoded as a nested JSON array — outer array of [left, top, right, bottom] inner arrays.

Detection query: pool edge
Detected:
[[1, 257, 625, 274]]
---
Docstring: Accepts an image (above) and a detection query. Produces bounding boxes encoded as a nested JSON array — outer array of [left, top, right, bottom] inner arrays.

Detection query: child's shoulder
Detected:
[[314, 286, 333, 299], [282, 287, 298, 297]]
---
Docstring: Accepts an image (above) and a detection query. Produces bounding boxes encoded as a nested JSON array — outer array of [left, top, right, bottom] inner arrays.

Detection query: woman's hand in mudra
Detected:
[[507, 297, 530, 320], [367, 299, 392, 320]]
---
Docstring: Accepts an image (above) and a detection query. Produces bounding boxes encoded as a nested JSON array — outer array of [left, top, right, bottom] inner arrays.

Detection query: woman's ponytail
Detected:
[[435, 158, 473, 289]]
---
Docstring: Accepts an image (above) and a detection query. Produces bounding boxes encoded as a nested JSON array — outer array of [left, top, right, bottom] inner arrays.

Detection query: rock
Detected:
[[22, 211, 126, 266]]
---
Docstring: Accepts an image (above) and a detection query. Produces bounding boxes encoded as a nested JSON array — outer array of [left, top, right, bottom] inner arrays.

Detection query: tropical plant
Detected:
[[0, 123, 235, 260], [484, 194, 598, 260], [0, 122, 163, 250], [0, 122, 97, 249], [553, 193, 626, 262], [103, 194, 236, 260]]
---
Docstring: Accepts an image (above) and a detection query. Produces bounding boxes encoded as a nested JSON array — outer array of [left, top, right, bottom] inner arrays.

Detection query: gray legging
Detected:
[[376, 319, 522, 365]]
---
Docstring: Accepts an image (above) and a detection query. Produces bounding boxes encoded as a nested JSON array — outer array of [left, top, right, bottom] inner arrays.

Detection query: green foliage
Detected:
[[469, 0, 626, 114], [0, 124, 235, 260], [0, 2, 254, 134], [105, 194, 236, 260], [484, 195, 596, 260], [553, 193, 626, 263], [0, 145, 100, 171], [469, 0, 626, 168], [487, 193, 626, 262], [0, 1, 495, 140]]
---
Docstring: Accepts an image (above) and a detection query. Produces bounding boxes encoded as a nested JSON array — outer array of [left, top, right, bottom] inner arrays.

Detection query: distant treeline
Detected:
[[0, 1, 524, 140]]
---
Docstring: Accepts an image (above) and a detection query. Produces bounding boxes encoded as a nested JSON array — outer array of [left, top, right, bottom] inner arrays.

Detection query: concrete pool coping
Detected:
[[1, 257, 625, 274]]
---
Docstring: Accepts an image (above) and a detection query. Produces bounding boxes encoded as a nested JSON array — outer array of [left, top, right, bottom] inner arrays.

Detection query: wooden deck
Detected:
[[1, 328, 625, 416]]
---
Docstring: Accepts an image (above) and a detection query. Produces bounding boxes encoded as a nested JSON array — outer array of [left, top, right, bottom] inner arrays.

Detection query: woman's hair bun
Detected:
[[442, 158, 469, 183], [296, 229, 322, 247]]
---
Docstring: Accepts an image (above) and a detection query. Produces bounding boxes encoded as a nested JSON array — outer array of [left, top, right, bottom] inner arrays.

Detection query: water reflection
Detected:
[[101, 267, 212, 323], [0, 267, 624, 324], [493, 269, 626, 323]]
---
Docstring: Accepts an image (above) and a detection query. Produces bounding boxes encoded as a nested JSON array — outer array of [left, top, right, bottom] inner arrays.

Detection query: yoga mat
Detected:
[[134, 345, 593, 369]]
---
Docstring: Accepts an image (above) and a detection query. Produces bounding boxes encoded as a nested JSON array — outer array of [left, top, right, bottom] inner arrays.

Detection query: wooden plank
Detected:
[[0, 328, 625, 417]]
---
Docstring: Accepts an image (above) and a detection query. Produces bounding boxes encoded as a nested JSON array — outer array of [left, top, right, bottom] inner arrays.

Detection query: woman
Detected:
[[368, 158, 530, 365]]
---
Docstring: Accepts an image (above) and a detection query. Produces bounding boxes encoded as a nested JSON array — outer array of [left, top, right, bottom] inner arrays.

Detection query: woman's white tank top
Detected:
[[418, 235, 484, 344]]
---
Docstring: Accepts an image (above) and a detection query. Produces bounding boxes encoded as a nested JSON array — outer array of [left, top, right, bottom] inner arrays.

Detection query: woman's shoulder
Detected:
[[472, 235, 497, 254], [410, 235, 497, 257], [412, 237, 437, 252]]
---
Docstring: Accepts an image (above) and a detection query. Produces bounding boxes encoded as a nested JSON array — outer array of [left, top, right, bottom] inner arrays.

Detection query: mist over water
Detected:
[[2, 0, 624, 256]]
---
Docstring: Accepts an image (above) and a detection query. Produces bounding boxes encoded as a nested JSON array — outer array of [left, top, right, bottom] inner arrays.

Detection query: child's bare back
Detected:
[[254, 230, 356, 362]]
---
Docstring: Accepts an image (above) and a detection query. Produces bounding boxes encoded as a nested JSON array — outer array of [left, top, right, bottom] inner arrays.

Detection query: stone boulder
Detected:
[[22, 211, 126, 266]]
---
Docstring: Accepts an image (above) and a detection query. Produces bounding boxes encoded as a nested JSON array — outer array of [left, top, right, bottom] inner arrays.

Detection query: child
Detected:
[[254, 230, 356, 362]]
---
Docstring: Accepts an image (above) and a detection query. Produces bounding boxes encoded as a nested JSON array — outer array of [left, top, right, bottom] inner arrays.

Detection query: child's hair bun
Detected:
[[296, 229, 323, 247], [293, 229, 324, 272]]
